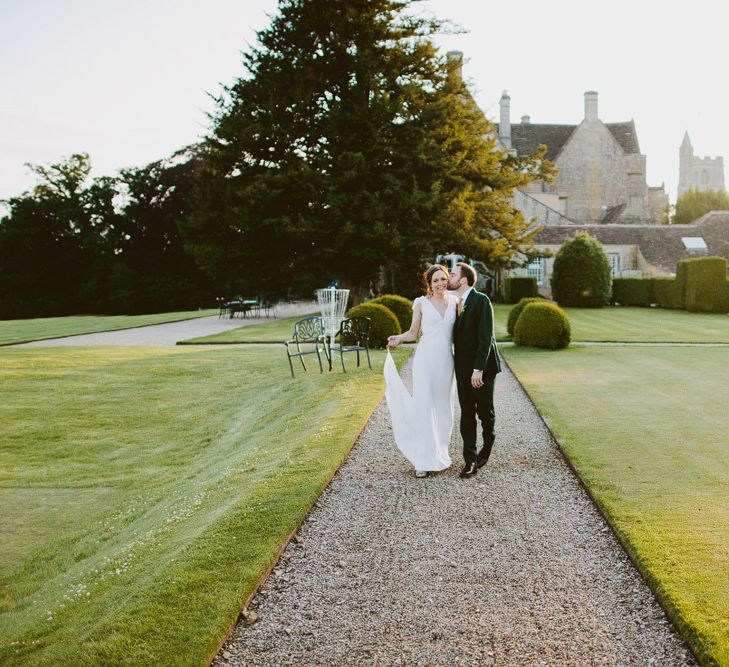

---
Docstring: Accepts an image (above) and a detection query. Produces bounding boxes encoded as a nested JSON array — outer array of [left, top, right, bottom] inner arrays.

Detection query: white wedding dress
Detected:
[[384, 294, 457, 471]]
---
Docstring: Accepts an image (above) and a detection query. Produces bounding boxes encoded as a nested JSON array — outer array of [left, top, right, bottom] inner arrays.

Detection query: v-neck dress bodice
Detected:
[[383, 294, 457, 471]]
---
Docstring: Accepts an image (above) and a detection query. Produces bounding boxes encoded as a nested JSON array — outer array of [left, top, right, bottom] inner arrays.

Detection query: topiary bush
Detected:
[[551, 231, 612, 307], [611, 277, 652, 306], [370, 294, 412, 332], [507, 297, 548, 336], [514, 302, 571, 349], [345, 302, 401, 348], [504, 276, 538, 304], [683, 256, 729, 313]]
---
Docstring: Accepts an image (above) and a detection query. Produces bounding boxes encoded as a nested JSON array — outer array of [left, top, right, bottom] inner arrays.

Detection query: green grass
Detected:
[[0, 310, 218, 346], [0, 345, 408, 666], [503, 346, 729, 666], [184, 308, 508, 345], [495, 303, 729, 342], [179, 313, 318, 344]]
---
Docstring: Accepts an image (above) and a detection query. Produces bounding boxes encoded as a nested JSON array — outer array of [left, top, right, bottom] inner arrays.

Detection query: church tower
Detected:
[[678, 131, 693, 198], [677, 131, 725, 199]]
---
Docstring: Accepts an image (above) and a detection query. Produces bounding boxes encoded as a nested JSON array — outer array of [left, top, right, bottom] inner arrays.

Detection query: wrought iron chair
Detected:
[[285, 316, 326, 378], [216, 297, 229, 318], [331, 316, 371, 373]]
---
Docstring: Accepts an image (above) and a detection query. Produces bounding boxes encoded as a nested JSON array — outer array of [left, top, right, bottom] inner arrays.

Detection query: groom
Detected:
[[449, 262, 501, 479]]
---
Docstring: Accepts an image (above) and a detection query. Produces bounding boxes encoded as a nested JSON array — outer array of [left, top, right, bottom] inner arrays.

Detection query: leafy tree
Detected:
[[0, 150, 211, 318], [0, 153, 120, 317], [114, 147, 212, 313], [183, 0, 553, 303], [551, 231, 612, 308], [672, 187, 729, 225]]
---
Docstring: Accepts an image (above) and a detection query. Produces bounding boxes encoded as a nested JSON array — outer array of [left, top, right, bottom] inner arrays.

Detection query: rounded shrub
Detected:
[[513, 302, 571, 349], [345, 302, 401, 348], [551, 231, 612, 307], [371, 294, 412, 331], [507, 297, 548, 336]]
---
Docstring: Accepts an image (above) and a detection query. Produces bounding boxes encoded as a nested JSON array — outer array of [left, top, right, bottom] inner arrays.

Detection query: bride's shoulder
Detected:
[[448, 293, 459, 305], [412, 295, 424, 308]]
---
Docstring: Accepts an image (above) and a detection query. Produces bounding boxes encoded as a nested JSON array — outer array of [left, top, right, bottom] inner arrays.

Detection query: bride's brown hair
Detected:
[[423, 264, 450, 296]]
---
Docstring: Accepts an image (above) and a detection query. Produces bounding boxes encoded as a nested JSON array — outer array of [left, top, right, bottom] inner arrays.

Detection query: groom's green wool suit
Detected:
[[453, 289, 501, 466]]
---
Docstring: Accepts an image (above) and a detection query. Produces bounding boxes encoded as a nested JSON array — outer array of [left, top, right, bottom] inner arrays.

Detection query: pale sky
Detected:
[[2, 0, 729, 208]]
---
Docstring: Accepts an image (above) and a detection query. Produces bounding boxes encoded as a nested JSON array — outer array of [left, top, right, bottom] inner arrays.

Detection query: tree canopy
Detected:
[[672, 188, 729, 225], [0, 151, 210, 318], [182, 0, 554, 301]]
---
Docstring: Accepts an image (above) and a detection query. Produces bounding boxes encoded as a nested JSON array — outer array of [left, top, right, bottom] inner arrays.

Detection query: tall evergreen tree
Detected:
[[182, 0, 554, 301]]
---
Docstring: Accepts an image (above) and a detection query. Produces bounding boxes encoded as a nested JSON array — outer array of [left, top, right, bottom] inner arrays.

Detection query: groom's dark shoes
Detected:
[[459, 462, 477, 478], [476, 445, 492, 469]]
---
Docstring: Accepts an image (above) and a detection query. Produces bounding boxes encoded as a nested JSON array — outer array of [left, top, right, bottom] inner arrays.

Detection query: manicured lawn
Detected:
[[0, 310, 218, 346], [181, 302, 728, 347], [494, 303, 729, 342], [180, 312, 318, 344], [503, 346, 729, 666], [0, 345, 407, 666], [185, 308, 508, 344]]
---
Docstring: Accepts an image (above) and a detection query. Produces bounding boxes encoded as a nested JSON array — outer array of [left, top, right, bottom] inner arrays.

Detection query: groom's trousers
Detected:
[[456, 375, 496, 466]]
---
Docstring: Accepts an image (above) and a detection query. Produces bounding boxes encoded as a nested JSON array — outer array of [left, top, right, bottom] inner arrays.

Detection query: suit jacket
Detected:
[[453, 289, 501, 381]]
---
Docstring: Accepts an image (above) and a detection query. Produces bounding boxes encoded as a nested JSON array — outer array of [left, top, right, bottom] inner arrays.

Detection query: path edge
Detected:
[[203, 350, 412, 667], [502, 356, 708, 667], [2, 311, 218, 347]]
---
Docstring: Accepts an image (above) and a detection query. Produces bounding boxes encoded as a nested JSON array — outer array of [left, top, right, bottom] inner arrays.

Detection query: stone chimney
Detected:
[[584, 90, 599, 122], [499, 90, 511, 149], [521, 115, 530, 124], [446, 50, 463, 80]]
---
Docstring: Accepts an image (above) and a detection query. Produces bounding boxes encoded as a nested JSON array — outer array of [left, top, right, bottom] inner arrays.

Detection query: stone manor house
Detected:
[[445, 49, 729, 297]]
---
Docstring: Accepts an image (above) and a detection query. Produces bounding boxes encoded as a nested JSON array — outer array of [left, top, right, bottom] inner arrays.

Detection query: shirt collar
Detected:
[[461, 287, 474, 304]]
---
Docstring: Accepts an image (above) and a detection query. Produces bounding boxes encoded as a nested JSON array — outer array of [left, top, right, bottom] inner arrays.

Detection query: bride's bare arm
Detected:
[[387, 300, 422, 347]]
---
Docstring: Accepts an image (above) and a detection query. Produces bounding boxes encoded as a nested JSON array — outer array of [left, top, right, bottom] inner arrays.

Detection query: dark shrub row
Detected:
[[504, 276, 538, 304], [611, 257, 729, 313]]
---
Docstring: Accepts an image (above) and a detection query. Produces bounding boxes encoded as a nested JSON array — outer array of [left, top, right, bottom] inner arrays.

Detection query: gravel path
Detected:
[[17, 302, 318, 347], [214, 357, 695, 667]]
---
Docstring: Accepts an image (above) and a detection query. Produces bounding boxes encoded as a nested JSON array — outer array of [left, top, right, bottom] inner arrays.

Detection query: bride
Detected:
[[384, 264, 457, 477]]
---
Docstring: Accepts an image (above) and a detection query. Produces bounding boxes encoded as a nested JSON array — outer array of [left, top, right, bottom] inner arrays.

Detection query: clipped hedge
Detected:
[[651, 277, 681, 309], [551, 231, 612, 307], [345, 302, 401, 348], [611, 277, 652, 306], [370, 294, 412, 332], [504, 276, 538, 304], [682, 256, 729, 313], [514, 302, 571, 349], [674, 260, 689, 310], [507, 297, 548, 336]]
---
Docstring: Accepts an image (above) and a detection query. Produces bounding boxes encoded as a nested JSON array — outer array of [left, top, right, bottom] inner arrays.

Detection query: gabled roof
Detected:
[[534, 211, 729, 272], [596, 203, 627, 225], [506, 124, 576, 161], [605, 121, 640, 154], [497, 120, 640, 160]]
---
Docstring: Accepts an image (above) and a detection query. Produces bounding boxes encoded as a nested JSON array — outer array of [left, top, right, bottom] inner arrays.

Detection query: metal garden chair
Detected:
[[285, 316, 326, 378], [331, 316, 372, 373]]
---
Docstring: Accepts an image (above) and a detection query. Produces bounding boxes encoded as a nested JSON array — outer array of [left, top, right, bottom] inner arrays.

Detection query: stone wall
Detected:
[[515, 190, 574, 227], [551, 120, 630, 224]]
